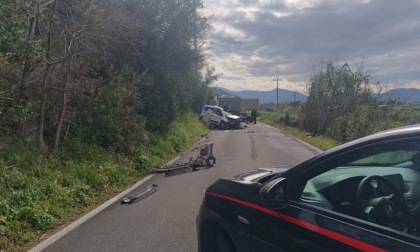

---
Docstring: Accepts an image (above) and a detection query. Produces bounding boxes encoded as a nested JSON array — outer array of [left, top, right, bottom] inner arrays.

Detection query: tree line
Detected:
[[300, 60, 410, 142], [0, 0, 216, 154]]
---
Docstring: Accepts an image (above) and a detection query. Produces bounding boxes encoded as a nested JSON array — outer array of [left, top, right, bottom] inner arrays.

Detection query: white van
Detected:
[[200, 105, 241, 129]]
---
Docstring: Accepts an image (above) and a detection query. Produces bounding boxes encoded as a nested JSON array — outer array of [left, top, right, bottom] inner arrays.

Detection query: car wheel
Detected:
[[214, 227, 235, 252], [200, 222, 235, 252], [219, 121, 226, 130]]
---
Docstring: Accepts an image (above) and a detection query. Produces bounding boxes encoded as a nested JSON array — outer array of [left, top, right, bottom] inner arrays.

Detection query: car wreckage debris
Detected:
[[121, 184, 158, 204], [152, 143, 216, 176]]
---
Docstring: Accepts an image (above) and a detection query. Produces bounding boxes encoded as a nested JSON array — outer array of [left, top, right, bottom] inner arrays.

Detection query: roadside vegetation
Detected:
[[260, 103, 420, 151], [0, 112, 208, 251], [259, 112, 342, 151], [1, 0, 214, 251], [260, 61, 420, 151]]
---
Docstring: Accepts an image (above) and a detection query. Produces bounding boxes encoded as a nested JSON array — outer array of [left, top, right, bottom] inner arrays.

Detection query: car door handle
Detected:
[[238, 215, 249, 225]]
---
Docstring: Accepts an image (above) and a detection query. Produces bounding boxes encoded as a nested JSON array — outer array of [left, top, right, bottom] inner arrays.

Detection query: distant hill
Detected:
[[380, 88, 420, 103], [212, 87, 420, 104], [213, 87, 307, 104], [212, 87, 240, 98]]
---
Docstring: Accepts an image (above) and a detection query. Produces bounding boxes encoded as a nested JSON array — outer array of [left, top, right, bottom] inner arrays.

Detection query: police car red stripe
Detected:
[[207, 192, 387, 252]]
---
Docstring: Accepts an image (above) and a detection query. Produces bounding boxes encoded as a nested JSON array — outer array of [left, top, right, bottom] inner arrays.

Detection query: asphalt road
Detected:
[[31, 122, 321, 252]]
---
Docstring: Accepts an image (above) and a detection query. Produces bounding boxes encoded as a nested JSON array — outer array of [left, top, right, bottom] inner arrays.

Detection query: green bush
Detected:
[[135, 154, 150, 170], [17, 205, 54, 230], [259, 111, 300, 127], [2, 168, 26, 190], [57, 173, 93, 207], [69, 182, 92, 206], [103, 163, 131, 184], [70, 164, 106, 191], [0, 145, 40, 170], [59, 139, 110, 163], [73, 81, 146, 153], [0, 216, 7, 246], [41, 182, 71, 218]]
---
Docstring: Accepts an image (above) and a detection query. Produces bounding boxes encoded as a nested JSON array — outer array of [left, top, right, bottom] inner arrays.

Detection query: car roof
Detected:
[[280, 124, 420, 178], [203, 105, 223, 109], [332, 123, 420, 151]]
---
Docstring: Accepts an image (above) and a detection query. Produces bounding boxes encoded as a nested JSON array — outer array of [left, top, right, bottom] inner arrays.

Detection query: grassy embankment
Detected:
[[258, 111, 341, 151], [259, 103, 420, 151], [0, 112, 208, 252]]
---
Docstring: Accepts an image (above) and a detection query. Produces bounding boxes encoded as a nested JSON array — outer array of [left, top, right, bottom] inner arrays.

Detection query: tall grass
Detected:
[[0, 111, 208, 251], [259, 105, 420, 151], [259, 111, 341, 151]]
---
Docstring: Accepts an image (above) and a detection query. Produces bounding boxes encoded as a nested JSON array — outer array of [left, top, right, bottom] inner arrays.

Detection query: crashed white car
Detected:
[[200, 105, 241, 129]]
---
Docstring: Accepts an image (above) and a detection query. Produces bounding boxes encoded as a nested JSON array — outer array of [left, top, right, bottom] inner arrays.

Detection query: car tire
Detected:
[[200, 222, 236, 252], [219, 121, 226, 130], [214, 227, 235, 252]]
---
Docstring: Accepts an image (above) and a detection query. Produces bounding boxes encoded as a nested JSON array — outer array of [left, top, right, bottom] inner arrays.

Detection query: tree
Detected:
[[129, 0, 212, 131], [1, 0, 215, 152], [0, 0, 45, 140], [302, 61, 384, 141]]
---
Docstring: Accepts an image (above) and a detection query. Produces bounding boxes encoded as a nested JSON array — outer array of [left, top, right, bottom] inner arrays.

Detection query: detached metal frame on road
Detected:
[[152, 143, 216, 176]]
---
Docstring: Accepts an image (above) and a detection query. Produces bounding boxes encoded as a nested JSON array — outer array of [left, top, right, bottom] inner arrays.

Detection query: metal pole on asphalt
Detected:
[[274, 76, 281, 113]]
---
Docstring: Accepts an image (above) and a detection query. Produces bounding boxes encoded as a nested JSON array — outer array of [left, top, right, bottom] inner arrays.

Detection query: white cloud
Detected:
[[283, 0, 318, 9], [202, 0, 420, 92]]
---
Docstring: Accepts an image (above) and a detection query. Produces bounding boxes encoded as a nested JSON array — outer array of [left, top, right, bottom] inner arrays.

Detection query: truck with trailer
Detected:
[[217, 97, 259, 121]]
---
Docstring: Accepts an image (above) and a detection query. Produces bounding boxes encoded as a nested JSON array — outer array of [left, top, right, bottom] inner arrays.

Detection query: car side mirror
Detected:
[[259, 177, 287, 210]]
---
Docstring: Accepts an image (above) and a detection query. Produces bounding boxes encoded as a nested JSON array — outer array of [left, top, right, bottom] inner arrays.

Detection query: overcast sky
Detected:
[[201, 0, 420, 93]]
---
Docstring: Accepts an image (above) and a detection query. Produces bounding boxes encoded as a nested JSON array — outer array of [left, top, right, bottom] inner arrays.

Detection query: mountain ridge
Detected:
[[212, 87, 420, 104]]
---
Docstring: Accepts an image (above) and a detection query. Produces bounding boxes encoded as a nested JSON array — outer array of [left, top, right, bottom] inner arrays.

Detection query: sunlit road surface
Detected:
[[32, 123, 320, 252]]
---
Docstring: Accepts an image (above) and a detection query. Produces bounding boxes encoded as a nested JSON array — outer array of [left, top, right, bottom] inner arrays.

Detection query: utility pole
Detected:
[[273, 76, 282, 112]]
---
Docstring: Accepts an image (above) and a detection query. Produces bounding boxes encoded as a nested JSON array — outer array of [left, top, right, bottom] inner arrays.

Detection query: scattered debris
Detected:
[[163, 163, 191, 176], [244, 131, 255, 134], [121, 184, 158, 204], [191, 143, 216, 171], [152, 143, 216, 175]]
